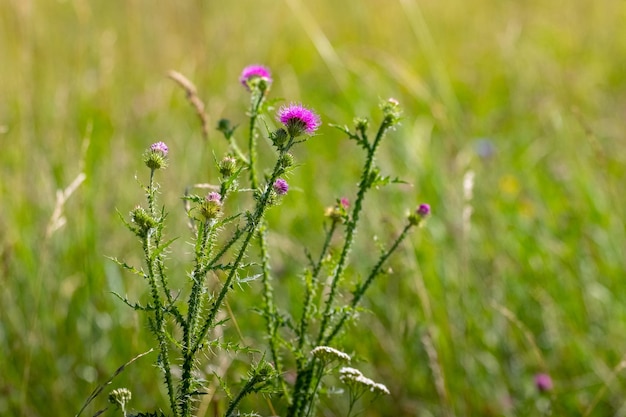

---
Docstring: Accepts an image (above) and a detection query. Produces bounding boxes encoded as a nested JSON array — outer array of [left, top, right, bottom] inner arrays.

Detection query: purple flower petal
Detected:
[[277, 103, 321, 136]]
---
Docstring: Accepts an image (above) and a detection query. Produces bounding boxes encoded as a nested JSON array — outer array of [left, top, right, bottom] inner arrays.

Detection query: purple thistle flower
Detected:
[[240, 65, 272, 89], [534, 373, 553, 393], [340, 197, 350, 208], [206, 192, 222, 203], [200, 192, 222, 220], [417, 203, 430, 217], [277, 103, 321, 137], [150, 141, 169, 156], [273, 178, 289, 195]]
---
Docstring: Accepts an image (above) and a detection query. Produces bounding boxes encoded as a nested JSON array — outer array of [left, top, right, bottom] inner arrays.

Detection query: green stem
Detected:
[[324, 222, 414, 345], [247, 91, 265, 189], [147, 169, 156, 217], [304, 364, 326, 417], [192, 153, 287, 354], [179, 220, 214, 416], [224, 373, 264, 417], [316, 119, 392, 346], [144, 171, 178, 417], [287, 359, 314, 417], [259, 227, 290, 400], [143, 231, 178, 417], [297, 220, 338, 351]]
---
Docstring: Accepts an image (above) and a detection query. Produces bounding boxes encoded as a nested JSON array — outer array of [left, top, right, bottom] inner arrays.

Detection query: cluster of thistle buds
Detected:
[[338, 367, 390, 396]]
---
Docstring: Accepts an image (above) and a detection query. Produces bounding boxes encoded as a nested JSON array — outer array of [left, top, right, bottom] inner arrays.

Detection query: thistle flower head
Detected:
[[200, 192, 223, 220], [206, 192, 222, 203], [325, 197, 350, 223], [240, 65, 272, 92], [144, 141, 169, 170], [273, 178, 289, 195], [534, 373, 553, 393], [408, 203, 431, 226], [277, 103, 321, 138], [150, 141, 168, 156]]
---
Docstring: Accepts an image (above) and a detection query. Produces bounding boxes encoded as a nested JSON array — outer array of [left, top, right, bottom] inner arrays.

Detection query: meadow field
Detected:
[[2, 0, 626, 415]]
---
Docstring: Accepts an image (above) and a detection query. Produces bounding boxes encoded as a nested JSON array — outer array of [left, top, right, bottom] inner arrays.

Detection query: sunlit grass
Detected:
[[1, 0, 626, 415]]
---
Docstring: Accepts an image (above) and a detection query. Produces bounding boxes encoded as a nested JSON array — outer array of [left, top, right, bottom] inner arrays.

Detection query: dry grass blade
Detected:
[[46, 172, 87, 238], [168, 70, 210, 141], [421, 328, 452, 417]]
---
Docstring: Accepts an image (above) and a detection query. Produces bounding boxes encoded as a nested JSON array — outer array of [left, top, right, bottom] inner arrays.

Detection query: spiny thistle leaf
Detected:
[[107, 257, 146, 278], [150, 237, 179, 261]]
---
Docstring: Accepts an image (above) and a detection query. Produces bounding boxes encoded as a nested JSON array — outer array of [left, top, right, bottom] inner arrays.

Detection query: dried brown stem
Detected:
[[168, 70, 210, 141]]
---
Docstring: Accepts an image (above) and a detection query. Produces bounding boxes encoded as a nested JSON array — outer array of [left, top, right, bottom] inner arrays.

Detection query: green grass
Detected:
[[2, 0, 626, 415]]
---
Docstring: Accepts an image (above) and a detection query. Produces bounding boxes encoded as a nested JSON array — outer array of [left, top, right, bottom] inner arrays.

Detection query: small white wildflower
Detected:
[[339, 367, 390, 396], [311, 346, 351, 363], [372, 382, 390, 395], [339, 367, 363, 379], [354, 374, 376, 388]]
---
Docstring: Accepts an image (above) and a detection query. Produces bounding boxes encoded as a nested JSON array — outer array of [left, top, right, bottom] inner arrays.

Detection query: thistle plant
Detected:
[[96, 65, 429, 417]]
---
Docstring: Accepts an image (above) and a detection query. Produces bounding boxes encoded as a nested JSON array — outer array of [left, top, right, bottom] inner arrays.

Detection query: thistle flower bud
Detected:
[[144, 141, 169, 170], [199, 192, 223, 220], [273, 178, 289, 196], [534, 373, 553, 393], [219, 156, 237, 178], [380, 97, 401, 125], [217, 118, 236, 139], [270, 128, 289, 148], [325, 197, 350, 223], [408, 203, 431, 226], [240, 65, 272, 92], [257, 361, 274, 378], [130, 206, 156, 235], [279, 152, 294, 169], [354, 117, 369, 131]]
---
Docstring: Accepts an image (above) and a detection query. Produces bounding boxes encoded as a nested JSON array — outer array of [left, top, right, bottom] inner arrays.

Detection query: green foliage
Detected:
[[2, 1, 626, 416]]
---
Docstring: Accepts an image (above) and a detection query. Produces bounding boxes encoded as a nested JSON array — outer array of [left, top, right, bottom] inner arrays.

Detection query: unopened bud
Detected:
[[219, 156, 237, 178]]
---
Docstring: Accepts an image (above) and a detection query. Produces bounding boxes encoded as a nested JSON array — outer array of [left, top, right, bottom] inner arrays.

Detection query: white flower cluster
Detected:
[[339, 367, 390, 395], [311, 346, 351, 363]]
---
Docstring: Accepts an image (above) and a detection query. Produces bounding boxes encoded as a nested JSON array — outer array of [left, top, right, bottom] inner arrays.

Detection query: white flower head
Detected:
[[339, 367, 390, 396], [311, 346, 351, 363]]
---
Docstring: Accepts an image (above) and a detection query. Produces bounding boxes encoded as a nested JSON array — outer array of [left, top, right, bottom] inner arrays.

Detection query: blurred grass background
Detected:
[[1, 0, 626, 415]]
